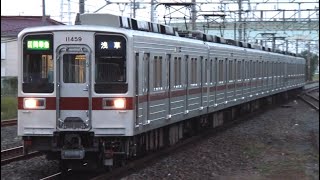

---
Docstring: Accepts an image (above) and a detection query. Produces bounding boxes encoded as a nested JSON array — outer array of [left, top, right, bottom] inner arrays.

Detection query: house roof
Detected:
[[1, 16, 64, 37]]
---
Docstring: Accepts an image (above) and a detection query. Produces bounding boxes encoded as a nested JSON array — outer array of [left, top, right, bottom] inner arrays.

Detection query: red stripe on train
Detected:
[[18, 97, 134, 110], [18, 80, 263, 110]]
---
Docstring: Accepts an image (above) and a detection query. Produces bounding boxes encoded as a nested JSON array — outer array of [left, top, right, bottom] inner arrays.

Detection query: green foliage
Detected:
[[299, 51, 319, 81], [1, 96, 17, 120], [1, 77, 18, 120], [1, 77, 18, 96]]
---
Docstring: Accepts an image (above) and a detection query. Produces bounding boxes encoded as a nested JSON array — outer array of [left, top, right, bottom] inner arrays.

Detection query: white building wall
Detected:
[[1, 38, 18, 77]]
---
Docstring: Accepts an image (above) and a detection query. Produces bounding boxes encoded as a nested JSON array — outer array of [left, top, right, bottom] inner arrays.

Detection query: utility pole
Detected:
[[151, 0, 155, 22], [79, 0, 85, 14], [42, 0, 46, 23], [68, 0, 71, 25], [237, 0, 242, 41], [191, 0, 197, 30], [296, 39, 299, 54], [60, 0, 64, 22], [307, 41, 311, 81], [272, 35, 275, 51], [133, 0, 136, 18]]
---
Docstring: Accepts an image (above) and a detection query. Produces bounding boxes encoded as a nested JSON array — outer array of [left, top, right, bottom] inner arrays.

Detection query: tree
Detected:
[[299, 50, 319, 81]]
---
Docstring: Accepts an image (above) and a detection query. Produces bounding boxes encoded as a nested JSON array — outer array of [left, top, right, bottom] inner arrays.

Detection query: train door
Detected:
[[166, 54, 171, 119], [136, 52, 149, 126], [56, 45, 91, 130], [184, 55, 189, 114], [201, 57, 209, 110]]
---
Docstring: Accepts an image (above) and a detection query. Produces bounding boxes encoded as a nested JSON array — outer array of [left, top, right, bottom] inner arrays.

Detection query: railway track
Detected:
[[1, 146, 42, 166], [299, 87, 319, 111], [6, 84, 319, 179], [38, 103, 272, 180], [1, 119, 17, 127], [90, 100, 294, 180]]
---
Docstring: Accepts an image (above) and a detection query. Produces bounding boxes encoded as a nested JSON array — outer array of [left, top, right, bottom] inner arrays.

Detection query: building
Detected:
[[1, 16, 64, 80]]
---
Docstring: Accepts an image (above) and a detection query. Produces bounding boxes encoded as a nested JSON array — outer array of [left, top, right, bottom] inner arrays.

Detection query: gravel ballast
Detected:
[[1, 126, 22, 150], [1, 97, 318, 180]]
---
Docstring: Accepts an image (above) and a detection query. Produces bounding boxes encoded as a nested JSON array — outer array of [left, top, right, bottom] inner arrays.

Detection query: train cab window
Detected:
[[22, 34, 54, 93], [94, 34, 127, 93]]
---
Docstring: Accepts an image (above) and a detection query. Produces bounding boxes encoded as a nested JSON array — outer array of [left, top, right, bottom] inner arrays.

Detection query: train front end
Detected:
[[17, 26, 134, 169]]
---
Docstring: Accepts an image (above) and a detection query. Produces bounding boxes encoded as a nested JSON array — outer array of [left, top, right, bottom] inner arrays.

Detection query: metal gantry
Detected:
[[61, 0, 318, 54]]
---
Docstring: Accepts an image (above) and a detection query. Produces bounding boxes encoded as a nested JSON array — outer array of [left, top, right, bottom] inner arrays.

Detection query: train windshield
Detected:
[[22, 34, 54, 93], [94, 34, 127, 93]]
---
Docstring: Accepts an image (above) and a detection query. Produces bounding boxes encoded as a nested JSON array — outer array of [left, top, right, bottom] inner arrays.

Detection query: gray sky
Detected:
[[1, 0, 318, 25], [1, 0, 318, 53]]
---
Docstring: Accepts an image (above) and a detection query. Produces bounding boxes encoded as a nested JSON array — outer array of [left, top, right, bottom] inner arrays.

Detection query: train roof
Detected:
[[75, 13, 298, 58], [19, 13, 302, 60]]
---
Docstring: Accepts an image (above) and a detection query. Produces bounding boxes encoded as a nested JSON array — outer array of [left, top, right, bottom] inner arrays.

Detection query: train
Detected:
[[17, 13, 305, 171]]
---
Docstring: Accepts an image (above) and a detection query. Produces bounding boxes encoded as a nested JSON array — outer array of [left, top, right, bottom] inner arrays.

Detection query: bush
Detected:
[[1, 96, 17, 120], [1, 77, 17, 96]]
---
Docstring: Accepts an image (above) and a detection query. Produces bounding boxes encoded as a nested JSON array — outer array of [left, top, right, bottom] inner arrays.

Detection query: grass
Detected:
[[1, 96, 17, 120], [258, 158, 307, 179], [313, 74, 319, 81], [243, 142, 266, 159]]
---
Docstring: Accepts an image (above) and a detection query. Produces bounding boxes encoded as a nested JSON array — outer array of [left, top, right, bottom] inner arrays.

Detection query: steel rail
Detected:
[[1, 119, 17, 127], [298, 94, 319, 111], [1, 146, 42, 166]]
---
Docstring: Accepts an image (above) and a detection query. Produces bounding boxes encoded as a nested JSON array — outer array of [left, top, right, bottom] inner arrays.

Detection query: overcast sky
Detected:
[[1, 0, 318, 25]]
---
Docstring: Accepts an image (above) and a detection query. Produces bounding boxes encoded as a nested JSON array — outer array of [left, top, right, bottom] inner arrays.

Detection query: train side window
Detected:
[[159, 56, 163, 89], [245, 61, 249, 80], [173, 57, 178, 88], [178, 57, 182, 87], [143, 53, 149, 93], [228, 60, 232, 82], [184, 55, 188, 86], [237, 60, 241, 81], [173, 57, 182, 88], [214, 58, 218, 84], [204, 58, 208, 85], [218, 59, 224, 83], [258, 61, 261, 78], [242, 59, 245, 80], [264, 61, 266, 77], [194, 58, 198, 86], [269, 61, 272, 77], [225, 58, 228, 83], [209, 59, 213, 84], [190, 58, 197, 86], [153, 56, 163, 90], [255, 61, 258, 79], [153, 56, 158, 89]]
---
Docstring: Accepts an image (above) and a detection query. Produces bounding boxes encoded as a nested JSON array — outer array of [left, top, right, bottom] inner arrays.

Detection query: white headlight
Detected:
[[24, 99, 37, 109], [114, 99, 126, 109], [23, 98, 46, 109]]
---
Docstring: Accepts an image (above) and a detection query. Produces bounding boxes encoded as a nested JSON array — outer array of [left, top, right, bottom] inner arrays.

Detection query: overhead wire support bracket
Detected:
[[155, 3, 195, 29]]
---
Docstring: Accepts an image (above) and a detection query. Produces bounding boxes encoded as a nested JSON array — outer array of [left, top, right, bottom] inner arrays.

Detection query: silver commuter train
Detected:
[[17, 13, 305, 170]]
